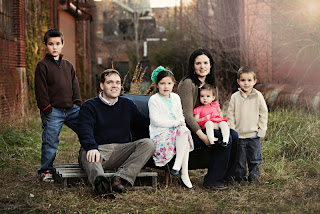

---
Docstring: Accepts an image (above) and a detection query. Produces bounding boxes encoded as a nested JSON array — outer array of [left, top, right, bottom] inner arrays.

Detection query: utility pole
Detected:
[[134, 11, 139, 63], [180, 0, 183, 30]]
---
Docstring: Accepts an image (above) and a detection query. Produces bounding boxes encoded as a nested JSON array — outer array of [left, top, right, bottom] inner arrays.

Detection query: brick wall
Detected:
[[0, 0, 26, 118]]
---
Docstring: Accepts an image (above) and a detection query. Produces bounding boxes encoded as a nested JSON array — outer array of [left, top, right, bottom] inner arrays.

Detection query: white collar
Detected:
[[99, 92, 118, 106]]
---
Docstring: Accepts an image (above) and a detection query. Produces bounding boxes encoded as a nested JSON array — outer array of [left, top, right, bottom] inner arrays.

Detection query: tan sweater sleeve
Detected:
[[178, 79, 201, 133], [257, 93, 268, 138], [227, 94, 236, 130]]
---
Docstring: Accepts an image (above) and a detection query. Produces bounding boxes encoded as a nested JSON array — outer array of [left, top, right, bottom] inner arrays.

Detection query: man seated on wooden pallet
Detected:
[[77, 69, 155, 198]]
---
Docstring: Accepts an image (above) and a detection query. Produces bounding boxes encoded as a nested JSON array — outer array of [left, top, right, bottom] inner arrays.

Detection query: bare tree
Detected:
[[180, 0, 320, 104], [264, 0, 320, 85], [184, 0, 244, 103]]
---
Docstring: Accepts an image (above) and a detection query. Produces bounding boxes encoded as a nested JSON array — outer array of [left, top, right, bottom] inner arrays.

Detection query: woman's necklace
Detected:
[[198, 76, 206, 87], [199, 79, 206, 88]]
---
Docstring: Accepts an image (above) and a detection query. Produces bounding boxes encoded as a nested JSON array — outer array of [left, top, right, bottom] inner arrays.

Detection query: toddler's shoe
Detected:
[[215, 140, 228, 147], [221, 141, 228, 147]]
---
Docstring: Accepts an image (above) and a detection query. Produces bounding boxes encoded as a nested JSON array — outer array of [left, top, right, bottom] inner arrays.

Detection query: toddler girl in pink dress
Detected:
[[193, 84, 229, 146]]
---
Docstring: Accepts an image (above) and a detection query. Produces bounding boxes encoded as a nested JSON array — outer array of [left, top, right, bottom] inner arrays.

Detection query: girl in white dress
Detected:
[[148, 66, 194, 189]]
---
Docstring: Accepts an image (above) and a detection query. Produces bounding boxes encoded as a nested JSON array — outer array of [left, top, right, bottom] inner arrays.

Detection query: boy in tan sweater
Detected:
[[227, 66, 268, 184]]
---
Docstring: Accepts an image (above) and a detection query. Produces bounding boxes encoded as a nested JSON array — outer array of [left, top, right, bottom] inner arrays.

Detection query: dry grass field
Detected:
[[0, 108, 319, 213]]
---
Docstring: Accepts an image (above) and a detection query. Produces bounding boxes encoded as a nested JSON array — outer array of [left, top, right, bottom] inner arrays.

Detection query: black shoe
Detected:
[[214, 140, 228, 147], [94, 176, 115, 199], [203, 184, 229, 191], [111, 176, 125, 193], [225, 179, 235, 186], [239, 180, 248, 186], [170, 169, 180, 176], [215, 140, 223, 146], [248, 175, 260, 185], [178, 178, 194, 190]]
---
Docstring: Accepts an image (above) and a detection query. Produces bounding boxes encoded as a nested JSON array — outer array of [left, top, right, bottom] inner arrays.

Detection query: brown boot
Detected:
[[93, 176, 115, 199], [111, 176, 125, 193]]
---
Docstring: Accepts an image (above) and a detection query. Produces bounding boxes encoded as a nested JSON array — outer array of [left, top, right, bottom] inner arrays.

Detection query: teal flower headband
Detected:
[[151, 66, 173, 82]]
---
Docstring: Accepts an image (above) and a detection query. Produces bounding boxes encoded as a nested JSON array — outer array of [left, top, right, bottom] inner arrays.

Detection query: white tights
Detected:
[[205, 121, 230, 145], [172, 133, 192, 188]]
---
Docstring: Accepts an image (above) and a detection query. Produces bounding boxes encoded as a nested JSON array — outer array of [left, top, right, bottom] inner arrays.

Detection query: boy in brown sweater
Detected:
[[227, 66, 268, 184], [35, 29, 82, 182]]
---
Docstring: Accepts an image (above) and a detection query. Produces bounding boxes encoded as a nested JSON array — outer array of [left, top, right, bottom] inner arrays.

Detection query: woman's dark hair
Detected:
[[185, 48, 216, 87]]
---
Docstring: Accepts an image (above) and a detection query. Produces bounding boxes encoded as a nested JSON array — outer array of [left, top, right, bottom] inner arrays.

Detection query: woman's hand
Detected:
[[204, 115, 210, 120], [196, 129, 210, 147], [194, 114, 210, 122], [218, 107, 224, 118]]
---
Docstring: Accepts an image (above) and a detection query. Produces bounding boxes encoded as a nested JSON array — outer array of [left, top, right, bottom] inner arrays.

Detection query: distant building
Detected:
[[93, 0, 156, 90]]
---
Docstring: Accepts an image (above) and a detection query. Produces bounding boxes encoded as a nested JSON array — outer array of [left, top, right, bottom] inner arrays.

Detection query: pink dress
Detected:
[[193, 101, 228, 129]]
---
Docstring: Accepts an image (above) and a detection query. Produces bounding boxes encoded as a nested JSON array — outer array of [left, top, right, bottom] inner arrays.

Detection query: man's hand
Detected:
[[86, 149, 100, 162], [204, 115, 210, 120]]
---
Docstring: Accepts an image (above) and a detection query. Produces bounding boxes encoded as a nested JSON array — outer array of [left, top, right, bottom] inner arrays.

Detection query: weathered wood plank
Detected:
[[53, 163, 158, 189]]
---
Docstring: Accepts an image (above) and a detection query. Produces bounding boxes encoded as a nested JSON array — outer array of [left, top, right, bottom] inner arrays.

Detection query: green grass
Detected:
[[0, 108, 319, 213]]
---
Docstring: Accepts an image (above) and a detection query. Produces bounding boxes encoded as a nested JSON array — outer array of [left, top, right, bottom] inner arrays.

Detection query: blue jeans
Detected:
[[38, 105, 80, 174], [192, 129, 239, 187], [235, 137, 262, 182]]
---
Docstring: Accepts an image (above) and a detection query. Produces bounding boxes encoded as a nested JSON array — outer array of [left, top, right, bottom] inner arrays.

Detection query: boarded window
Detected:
[[0, 0, 12, 36]]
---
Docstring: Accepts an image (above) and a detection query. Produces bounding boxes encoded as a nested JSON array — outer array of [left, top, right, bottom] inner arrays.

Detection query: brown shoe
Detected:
[[111, 176, 125, 193], [204, 185, 229, 191]]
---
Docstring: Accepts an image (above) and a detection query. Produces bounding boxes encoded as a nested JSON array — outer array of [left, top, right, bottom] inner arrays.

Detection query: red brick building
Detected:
[[0, 0, 26, 118]]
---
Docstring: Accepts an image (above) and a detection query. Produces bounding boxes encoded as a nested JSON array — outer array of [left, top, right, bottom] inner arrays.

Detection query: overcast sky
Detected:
[[150, 0, 191, 8]]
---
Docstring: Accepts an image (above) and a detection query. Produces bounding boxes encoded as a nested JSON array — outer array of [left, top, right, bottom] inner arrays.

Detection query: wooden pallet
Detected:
[[53, 163, 158, 189]]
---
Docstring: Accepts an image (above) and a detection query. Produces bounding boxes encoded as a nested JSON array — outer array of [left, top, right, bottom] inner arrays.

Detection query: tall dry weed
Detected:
[[124, 63, 154, 95]]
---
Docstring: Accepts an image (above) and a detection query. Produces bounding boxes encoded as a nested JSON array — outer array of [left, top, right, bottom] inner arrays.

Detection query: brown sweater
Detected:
[[35, 54, 81, 115], [177, 78, 201, 133]]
